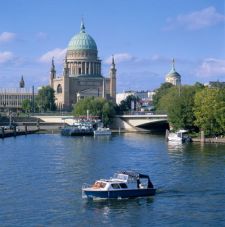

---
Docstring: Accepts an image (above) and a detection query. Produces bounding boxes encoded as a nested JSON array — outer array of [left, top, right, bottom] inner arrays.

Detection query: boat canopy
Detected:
[[117, 171, 154, 188], [118, 171, 148, 178]]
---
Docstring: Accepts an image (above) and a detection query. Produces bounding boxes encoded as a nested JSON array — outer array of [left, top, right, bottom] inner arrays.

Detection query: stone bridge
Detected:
[[114, 114, 168, 132], [30, 114, 168, 132]]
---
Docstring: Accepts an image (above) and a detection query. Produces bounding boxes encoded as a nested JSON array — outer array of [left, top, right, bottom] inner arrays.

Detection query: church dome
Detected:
[[67, 22, 97, 51], [166, 59, 181, 79], [165, 59, 181, 86], [167, 70, 181, 79]]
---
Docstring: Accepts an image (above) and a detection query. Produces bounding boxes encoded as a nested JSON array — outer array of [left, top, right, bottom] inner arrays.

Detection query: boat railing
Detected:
[[82, 183, 92, 189]]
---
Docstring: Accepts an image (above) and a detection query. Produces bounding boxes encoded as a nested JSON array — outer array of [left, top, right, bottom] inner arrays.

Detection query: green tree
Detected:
[[73, 97, 115, 126], [153, 82, 174, 111], [194, 87, 225, 135], [158, 85, 203, 131], [118, 95, 140, 113], [22, 99, 32, 113], [36, 86, 56, 112]]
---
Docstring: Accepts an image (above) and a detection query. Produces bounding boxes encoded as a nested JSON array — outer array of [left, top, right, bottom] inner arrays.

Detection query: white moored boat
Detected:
[[167, 129, 192, 142], [94, 127, 111, 136], [82, 171, 156, 199]]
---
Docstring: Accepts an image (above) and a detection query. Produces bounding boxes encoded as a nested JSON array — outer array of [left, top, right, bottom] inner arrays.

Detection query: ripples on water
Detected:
[[0, 133, 225, 226]]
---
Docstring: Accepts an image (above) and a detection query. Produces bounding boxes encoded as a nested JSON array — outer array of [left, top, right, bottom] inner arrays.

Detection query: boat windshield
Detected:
[[113, 173, 128, 181]]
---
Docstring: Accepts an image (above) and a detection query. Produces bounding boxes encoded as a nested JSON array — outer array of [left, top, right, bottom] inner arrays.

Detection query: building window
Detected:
[[57, 84, 62, 93]]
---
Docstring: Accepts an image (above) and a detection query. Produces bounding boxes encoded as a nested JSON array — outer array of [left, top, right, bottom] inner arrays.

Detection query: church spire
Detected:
[[51, 57, 55, 72], [50, 57, 56, 88], [63, 58, 69, 77], [109, 55, 117, 103], [111, 55, 115, 69], [80, 18, 85, 33], [172, 58, 176, 72], [19, 75, 25, 88]]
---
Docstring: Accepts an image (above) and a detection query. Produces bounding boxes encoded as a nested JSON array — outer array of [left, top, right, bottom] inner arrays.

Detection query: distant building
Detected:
[[165, 59, 181, 86], [208, 81, 225, 88], [50, 21, 117, 111], [116, 90, 155, 105], [116, 90, 155, 111], [0, 77, 36, 111]]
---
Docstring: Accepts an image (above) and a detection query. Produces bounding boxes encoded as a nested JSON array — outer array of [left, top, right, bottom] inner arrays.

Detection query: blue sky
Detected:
[[0, 0, 224, 92]]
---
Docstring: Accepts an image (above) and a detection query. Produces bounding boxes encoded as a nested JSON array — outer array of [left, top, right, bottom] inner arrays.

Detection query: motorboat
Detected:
[[82, 171, 156, 199], [94, 127, 111, 136], [167, 129, 192, 142], [61, 121, 94, 136]]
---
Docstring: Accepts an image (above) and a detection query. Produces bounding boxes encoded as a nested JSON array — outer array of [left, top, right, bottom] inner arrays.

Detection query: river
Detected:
[[0, 133, 225, 226]]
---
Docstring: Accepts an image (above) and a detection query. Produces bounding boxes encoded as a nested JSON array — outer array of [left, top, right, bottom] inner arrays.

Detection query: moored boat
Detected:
[[82, 171, 156, 199], [167, 129, 192, 142], [61, 121, 94, 136], [94, 127, 111, 136]]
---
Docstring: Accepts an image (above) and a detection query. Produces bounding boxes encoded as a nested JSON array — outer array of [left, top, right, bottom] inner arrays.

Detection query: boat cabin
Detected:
[[90, 171, 154, 191]]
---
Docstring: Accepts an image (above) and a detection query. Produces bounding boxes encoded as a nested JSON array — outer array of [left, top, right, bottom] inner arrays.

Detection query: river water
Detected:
[[0, 133, 225, 226]]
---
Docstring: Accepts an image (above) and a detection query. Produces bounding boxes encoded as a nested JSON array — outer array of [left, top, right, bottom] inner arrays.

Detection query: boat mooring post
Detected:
[[200, 130, 205, 143], [165, 129, 169, 140], [24, 125, 27, 135], [13, 126, 17, 136], [1, 127, 4, 138]]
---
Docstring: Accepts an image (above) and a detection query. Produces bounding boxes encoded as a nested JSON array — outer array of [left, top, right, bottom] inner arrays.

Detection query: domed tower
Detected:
[[165, 59, 181, 86], [66, 20, 101, 77]]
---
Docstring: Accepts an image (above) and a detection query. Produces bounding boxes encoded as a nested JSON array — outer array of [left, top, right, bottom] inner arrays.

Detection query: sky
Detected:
[[0, 0, 224, 92]]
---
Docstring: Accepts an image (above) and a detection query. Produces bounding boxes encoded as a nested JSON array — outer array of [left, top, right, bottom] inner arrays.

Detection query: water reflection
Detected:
[[93, 135, 112, 142], [83, 197, 155, 218], [167, 141, 184, 152]]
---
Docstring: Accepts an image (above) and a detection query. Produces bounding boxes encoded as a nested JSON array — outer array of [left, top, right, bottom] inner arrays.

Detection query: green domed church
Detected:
[[50, 21, 116, 110], [165, 59, 181, 86]]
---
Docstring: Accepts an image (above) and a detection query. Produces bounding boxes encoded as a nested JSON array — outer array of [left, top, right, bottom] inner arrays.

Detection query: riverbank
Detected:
[[192, 137, 225, 144], [0, 129, 38, 138]]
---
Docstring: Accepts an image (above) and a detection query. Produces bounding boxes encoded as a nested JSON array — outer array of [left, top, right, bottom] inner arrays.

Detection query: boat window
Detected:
[[92, 181, 106, 189], [113, 174, 128, 181], [119, 183, 128, 188], [111, 184, 120, 189]]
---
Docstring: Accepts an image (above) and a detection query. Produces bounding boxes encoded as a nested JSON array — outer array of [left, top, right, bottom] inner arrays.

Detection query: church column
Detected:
[[74, 62, 76, 75], [97, 63, 99, 75], [82, 62, 85, 74], [88, 62, 91, 74]]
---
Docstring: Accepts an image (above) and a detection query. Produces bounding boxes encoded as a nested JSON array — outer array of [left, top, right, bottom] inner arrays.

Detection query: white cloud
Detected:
[[196, 58, 225, 77], [164, 7, 225, 31], [0, 32, 16, 42], [39, 48, 67, 63], [105, 53, 136, 64], [0, 51, 14, 63]]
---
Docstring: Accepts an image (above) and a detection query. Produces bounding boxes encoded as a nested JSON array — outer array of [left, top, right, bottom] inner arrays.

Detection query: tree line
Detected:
[[22, 86, 56, 113], [153, 82, 225, 136]]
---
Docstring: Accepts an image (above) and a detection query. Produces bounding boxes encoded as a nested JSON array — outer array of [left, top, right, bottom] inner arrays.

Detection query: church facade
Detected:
[[50, 21, 117, 111]]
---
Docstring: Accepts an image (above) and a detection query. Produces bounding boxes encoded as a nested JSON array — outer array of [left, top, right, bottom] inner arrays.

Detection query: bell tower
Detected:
[[109, 55, 117, 102], [50, 57, 56, 88]]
